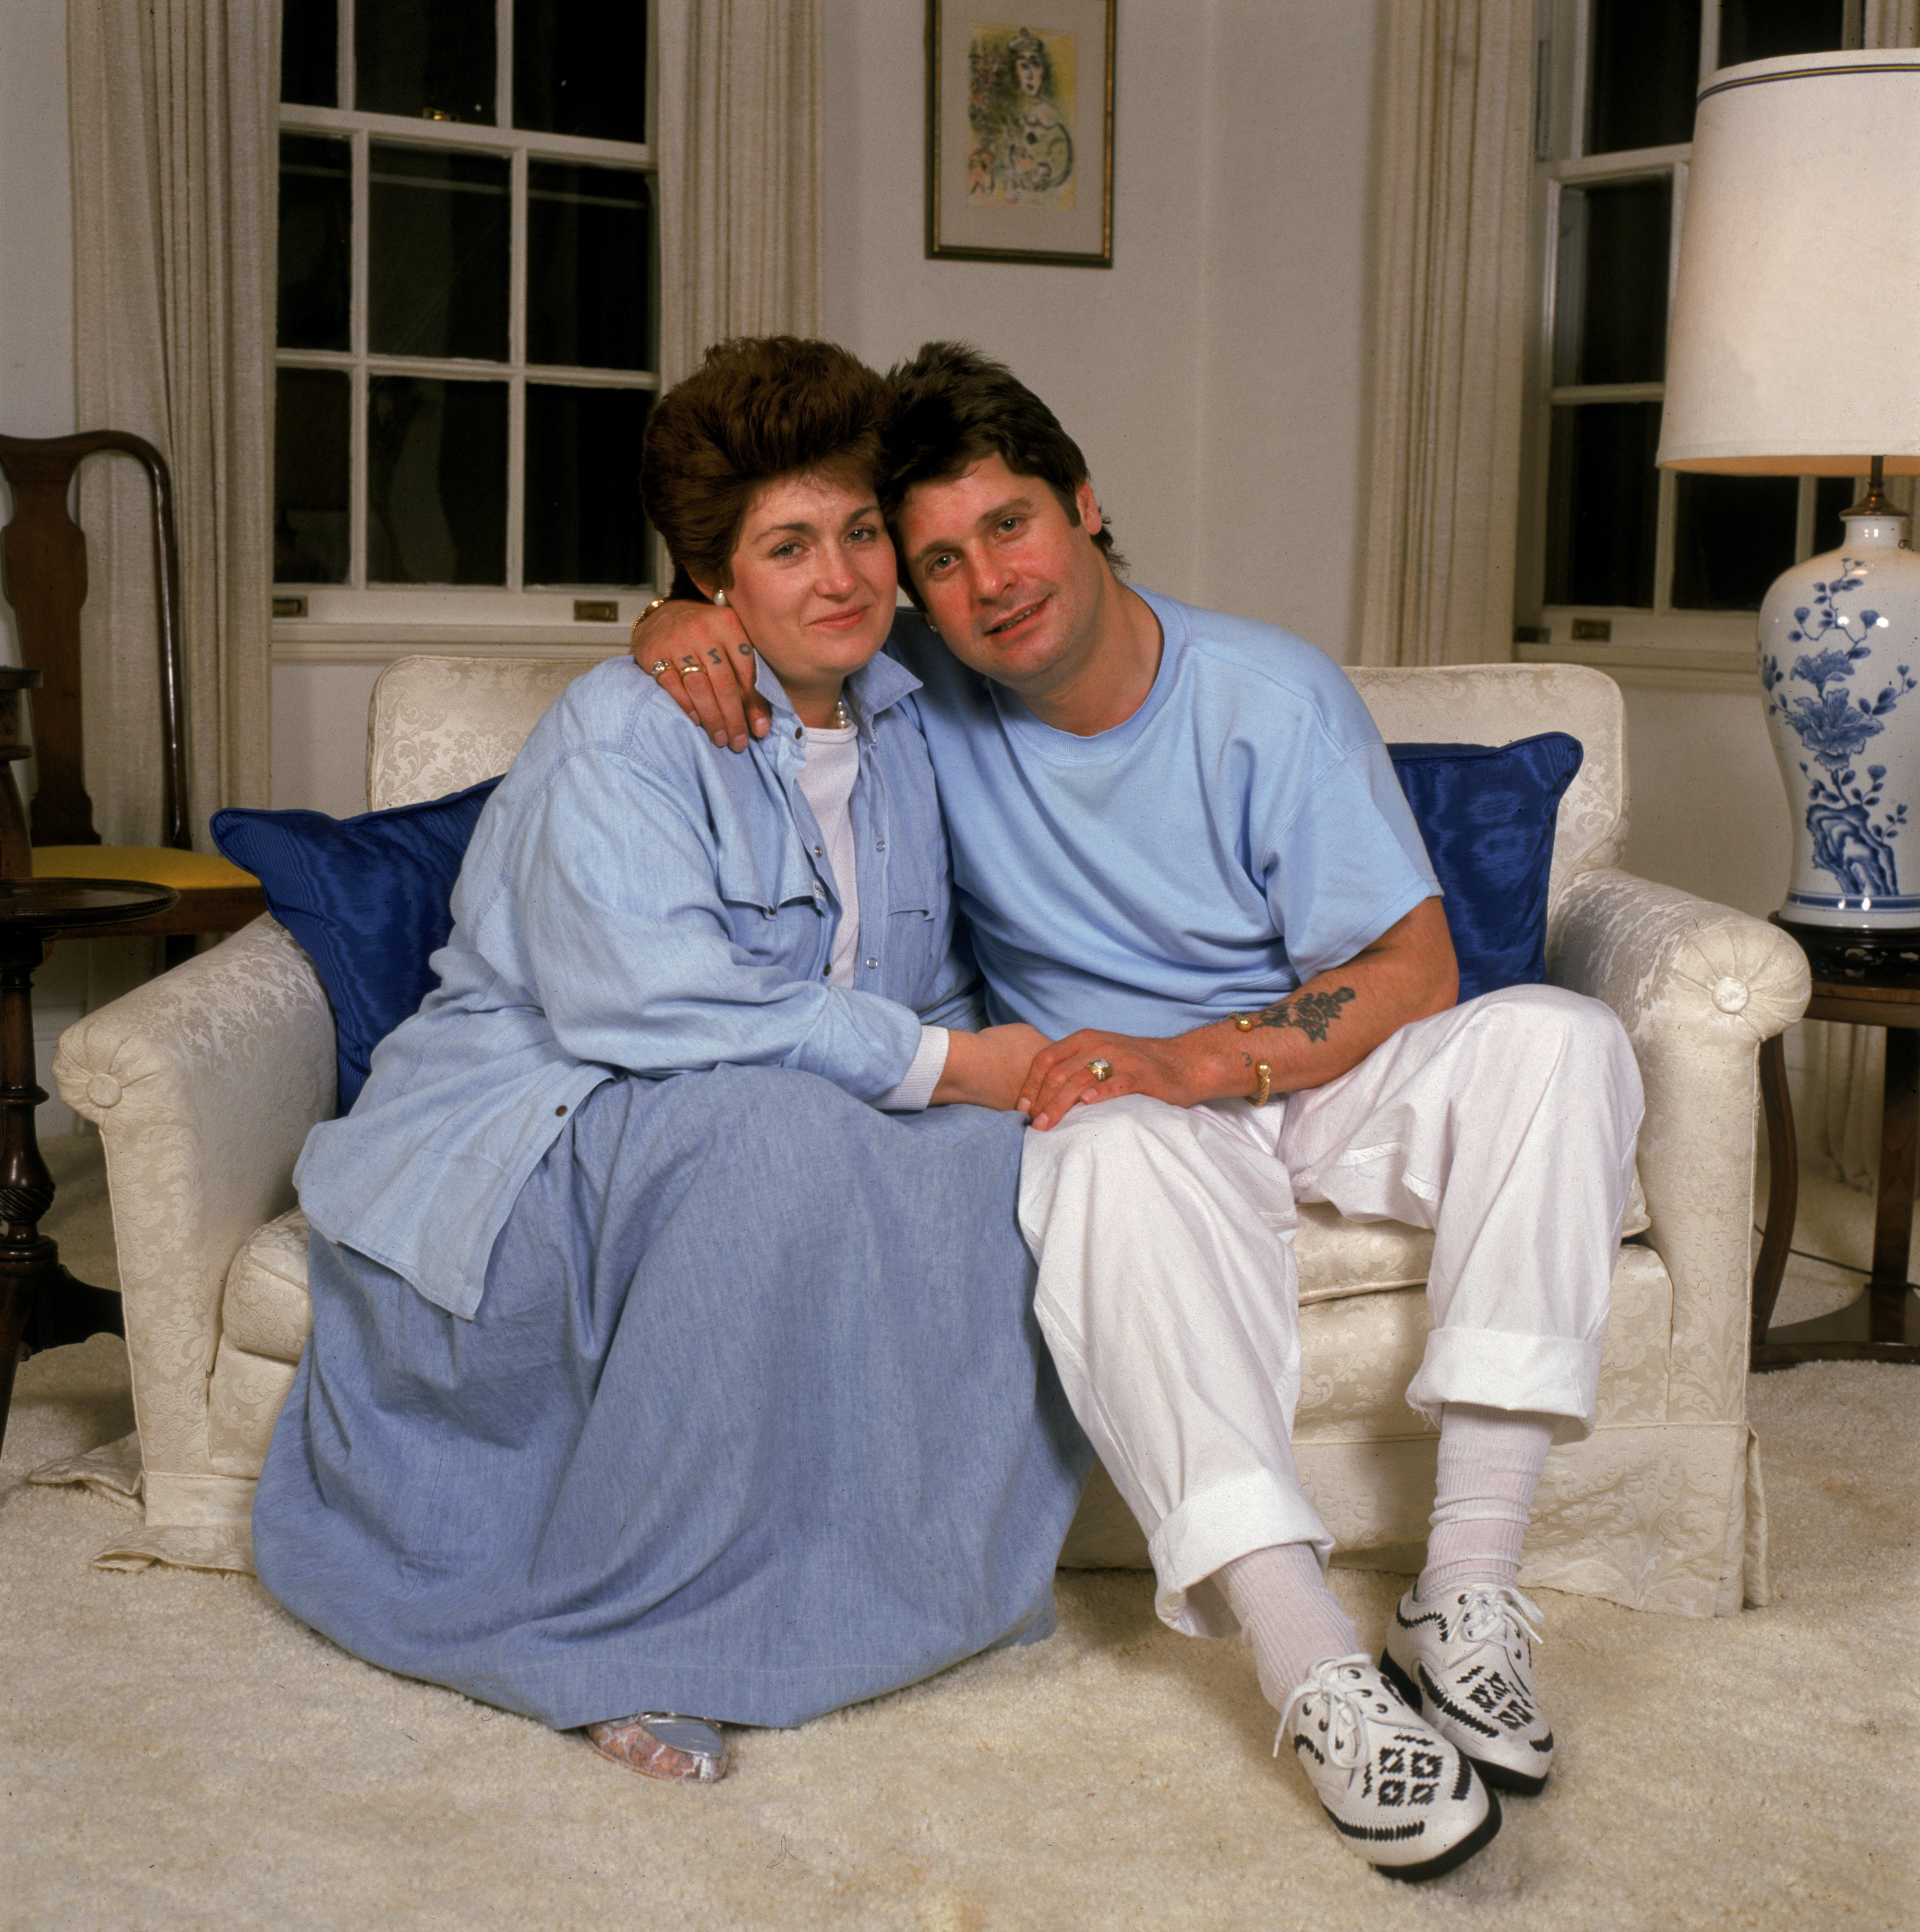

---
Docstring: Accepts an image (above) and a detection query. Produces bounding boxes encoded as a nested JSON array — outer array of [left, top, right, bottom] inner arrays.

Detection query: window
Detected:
[[273, 0, 657, 629], [1517, 0, 1860, 663]]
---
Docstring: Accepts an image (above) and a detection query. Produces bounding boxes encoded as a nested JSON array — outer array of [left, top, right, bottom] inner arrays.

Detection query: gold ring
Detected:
[[649, 660, 672, 677], [1087, 1057, 1113, 1082], [679, 657, 702, 673]]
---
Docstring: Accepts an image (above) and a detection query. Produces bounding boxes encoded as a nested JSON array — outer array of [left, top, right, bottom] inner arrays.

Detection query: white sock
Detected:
[[1219, 1542, 1360, 1708], [1417, 1403, 1555, 1602]]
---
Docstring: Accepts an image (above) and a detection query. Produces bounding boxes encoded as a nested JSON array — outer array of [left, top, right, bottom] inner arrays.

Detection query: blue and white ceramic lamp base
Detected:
[[1762, 508, 1920, 934]]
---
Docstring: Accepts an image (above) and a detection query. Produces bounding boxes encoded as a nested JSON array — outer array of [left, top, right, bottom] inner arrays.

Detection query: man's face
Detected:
[[896, 453, 1112, 701]]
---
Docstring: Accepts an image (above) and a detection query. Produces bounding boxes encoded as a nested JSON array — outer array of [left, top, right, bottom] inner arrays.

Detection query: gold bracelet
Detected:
[[1247, 1061, 1271, 1107], [632, 595, 671, 630]]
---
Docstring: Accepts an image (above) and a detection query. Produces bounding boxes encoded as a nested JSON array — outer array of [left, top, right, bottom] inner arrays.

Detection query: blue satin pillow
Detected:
[[211, 778, 502, 1112], [1386, 733, 1583, 1003]]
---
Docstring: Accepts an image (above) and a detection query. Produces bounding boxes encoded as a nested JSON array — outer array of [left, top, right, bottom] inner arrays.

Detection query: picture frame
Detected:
[[925, 0, 1115, 267]]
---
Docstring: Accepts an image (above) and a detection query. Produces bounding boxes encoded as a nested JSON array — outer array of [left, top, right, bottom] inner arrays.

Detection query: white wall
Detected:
[[821, 0, 1383, 660], [1620, 681, 1793, 920]]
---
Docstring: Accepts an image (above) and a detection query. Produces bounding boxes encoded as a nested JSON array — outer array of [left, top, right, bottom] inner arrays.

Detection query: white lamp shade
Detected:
[[1659, 50, 1920, 475]]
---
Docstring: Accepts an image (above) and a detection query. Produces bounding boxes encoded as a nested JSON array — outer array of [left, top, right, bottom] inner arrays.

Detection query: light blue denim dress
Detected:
[[254, 650, 1090, 1731]]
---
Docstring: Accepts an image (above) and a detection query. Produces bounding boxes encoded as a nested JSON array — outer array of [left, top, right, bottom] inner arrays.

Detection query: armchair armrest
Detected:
[[1547, 867, 1810, 1422], [50, 915, 336, 1483]]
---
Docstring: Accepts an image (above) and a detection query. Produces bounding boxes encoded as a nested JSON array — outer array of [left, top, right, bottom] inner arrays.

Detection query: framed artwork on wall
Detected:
[[925, 1, 1115, 267]]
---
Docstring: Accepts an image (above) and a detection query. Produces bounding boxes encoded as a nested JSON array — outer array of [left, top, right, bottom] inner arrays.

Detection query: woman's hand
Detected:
[[1018, 1029, 1233, 1130], [932, 1024, 1050, 1111], [631, 601, 772, 750]]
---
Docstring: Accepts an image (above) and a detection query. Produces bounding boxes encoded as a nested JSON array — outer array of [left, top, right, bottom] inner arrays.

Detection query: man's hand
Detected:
[[1019, 896, 1460, 1130], [630, 601, 772, 751], [932, 1023, 1049, 1110]]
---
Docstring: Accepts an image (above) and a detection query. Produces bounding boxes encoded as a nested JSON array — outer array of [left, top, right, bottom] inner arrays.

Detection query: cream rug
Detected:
[[1, 1142, 1913, 1930]]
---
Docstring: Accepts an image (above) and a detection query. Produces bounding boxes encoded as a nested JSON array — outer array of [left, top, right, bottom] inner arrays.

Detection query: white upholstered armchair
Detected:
[[42, 656, 1809, 1616]]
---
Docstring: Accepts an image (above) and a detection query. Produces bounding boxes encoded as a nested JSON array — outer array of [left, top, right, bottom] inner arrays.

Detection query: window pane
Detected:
[[368, 144, 508, 361], [356, 0, 495, 124], [1553, 178, 1671, 387], [1545, 402, 1662, 607], [1587, 0, 1701, 153], [524, 386, 652, 585], [368, 377, 507, 583], [1813, 474, 1863, 556], [278, 133, 351, 352], [1719, 0, 1848, 67], [281, 0, 339, 107], [1671, 474, 1799, 608], [274, 368, 350, 584], [528, 164, 651, 371], [515, 0, 647, 143]]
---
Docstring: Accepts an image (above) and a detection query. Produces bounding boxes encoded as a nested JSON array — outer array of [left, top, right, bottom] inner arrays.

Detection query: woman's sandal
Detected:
[[585, 1713, 729, 1784]]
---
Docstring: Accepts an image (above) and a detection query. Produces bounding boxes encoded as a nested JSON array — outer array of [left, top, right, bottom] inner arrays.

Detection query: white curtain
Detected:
[[66, 0, 277, 847], [1795, 1, 1920, 1187], [1357, 0, 1535, 667], [654, 0, 824, 386]]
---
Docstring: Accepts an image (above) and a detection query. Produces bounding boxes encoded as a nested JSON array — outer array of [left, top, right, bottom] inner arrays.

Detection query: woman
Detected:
[[255, 338, 1090, 1785]]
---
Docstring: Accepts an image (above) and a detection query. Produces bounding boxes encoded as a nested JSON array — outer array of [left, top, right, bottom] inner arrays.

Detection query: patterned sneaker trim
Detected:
[[1279, 1654, 1500, 1881]]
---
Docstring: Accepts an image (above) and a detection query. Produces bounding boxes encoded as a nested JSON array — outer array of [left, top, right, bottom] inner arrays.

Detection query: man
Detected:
[[635, 343, 1642, 1881]]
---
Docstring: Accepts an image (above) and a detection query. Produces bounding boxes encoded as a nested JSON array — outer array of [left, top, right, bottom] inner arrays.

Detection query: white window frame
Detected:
[[274, 0, 658, 655], [1516, 0, 1863, 681]]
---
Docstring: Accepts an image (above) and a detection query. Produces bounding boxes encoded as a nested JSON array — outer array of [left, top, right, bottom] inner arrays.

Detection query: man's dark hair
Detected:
[[641, 336, 894, 597], [882, 341, 1125, 581]]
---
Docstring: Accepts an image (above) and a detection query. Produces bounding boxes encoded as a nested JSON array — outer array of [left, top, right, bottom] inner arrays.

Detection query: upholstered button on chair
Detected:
[[40, 656, 1809, 1616]]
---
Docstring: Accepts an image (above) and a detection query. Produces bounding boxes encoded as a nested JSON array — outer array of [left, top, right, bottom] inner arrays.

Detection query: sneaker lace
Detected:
[[1275, 1653, 1378, 1769], [1455, 1584, 1545, 1656]]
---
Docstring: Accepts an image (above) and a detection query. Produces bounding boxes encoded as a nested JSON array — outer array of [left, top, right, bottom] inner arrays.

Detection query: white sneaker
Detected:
[[1279, 1654, 1500, 1881], [1382, 1584, 1554, 1795]]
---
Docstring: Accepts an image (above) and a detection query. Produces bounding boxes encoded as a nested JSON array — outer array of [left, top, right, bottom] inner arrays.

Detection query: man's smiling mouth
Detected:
[[985, 597, 1048, 638]]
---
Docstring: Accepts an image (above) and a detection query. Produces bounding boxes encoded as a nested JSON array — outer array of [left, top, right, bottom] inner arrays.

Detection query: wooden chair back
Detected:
[[0, 430, 191, 851]]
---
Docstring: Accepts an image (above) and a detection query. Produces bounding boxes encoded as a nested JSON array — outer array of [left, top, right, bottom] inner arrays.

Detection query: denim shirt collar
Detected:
[[752, 647, 921, 743]]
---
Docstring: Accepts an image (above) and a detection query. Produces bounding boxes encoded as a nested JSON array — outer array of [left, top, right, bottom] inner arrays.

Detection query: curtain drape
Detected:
[[66, 0, 276, 847], [1357, 0, 1535, 668], [655, 0, 824, 386], [1795, 2, 1920, 1187]]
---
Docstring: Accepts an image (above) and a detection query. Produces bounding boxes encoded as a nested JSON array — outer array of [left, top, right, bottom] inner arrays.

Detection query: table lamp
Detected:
[[1659, 50, 1920, 948]]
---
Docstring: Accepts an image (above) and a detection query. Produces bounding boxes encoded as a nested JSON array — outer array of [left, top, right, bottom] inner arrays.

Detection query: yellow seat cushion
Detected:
[[33, 845, 259, 890]]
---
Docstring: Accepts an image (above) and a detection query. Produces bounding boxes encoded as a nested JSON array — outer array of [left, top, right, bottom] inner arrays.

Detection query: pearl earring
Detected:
[[713, 590, 727, 607]]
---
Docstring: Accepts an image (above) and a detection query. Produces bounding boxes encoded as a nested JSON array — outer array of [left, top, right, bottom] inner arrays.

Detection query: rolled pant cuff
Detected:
[[1147, 1468, 1334, 1638], [1405, 1325, 1601, 1441]]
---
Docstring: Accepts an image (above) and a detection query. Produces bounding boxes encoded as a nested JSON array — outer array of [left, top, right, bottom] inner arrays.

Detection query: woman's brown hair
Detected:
[[640, 337, 894, 595]]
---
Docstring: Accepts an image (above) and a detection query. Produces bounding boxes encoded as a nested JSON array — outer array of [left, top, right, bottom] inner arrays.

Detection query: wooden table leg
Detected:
[[0, 926, 120, 1457], [1871, 1024, 1920, 1339], [1753, 1021, 1920, 1367], [1751, 1033, 1798, 1359]]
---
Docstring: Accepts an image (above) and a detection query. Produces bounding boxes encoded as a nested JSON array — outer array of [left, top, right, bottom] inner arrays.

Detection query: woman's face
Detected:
[[1015, 49, 1044, 95], [712, 470, 896, 711]]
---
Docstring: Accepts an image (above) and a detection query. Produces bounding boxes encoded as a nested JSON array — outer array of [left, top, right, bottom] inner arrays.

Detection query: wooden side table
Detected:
[[0, 878, 179, 1453], [0, 668, 180, 1453], [1752, 922, 1920, 1368]]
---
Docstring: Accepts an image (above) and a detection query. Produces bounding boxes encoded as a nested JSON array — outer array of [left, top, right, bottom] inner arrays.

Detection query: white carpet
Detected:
[[1, 1142, 1914, 1930]]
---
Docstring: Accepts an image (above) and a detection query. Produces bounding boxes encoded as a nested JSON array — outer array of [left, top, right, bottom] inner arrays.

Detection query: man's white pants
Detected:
[[1017, 984, 1644, 1636]]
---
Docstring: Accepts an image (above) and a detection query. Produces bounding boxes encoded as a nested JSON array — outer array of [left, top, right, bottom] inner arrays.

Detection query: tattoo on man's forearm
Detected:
[[1252, 985, 1356, 1044]]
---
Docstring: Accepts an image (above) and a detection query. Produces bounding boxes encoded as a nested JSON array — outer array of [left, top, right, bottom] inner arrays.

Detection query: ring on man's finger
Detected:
[[679, 657, 703, 674], [649, 660, 672, 678], [1087, 1057, 1113, 1082]]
